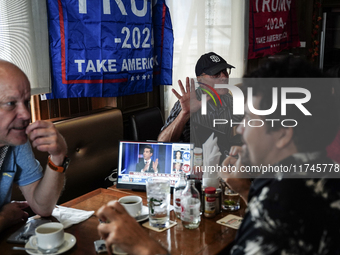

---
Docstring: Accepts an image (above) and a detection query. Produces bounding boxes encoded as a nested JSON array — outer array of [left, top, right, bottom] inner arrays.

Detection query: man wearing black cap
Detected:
[[158, 52, 243, 151]]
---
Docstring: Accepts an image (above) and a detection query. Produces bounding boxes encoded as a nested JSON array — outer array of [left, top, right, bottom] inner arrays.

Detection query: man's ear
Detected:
[[276, 127, 294, 149]]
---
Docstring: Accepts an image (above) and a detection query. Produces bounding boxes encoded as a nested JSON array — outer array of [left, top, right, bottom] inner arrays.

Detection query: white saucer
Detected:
[[135, 206, 149, 222], [25, 233, 76, 255]]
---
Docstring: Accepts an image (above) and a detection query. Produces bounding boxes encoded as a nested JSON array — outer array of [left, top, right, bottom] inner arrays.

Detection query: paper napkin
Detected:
[[202, 133, 222, 188], [203, 133, 222, 172], [52, 205, 95, 228], [216, 214, 243, 229], [142, 220, 177, 232]]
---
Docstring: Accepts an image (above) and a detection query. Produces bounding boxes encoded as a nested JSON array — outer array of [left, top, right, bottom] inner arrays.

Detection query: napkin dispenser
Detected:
[[202, 171, 219, 188]]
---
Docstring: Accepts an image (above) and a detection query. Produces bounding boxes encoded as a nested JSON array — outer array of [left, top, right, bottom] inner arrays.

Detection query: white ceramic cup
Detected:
[[118, 196, 143, 217], [29, 222, 64, 250]]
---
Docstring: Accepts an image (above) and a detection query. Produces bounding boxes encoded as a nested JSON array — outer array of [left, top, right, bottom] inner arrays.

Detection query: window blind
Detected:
[[0, 0, 50, 95]]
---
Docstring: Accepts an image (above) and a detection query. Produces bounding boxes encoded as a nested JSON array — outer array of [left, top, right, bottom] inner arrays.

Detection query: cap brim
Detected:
[[204, 62, 235, 75]]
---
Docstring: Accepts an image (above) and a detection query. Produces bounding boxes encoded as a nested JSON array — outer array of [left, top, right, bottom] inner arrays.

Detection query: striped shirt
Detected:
[[161, 89, 243, 149]]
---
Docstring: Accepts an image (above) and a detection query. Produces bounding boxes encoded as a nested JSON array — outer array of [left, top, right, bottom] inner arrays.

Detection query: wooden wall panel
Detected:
[[32, 86, 162, 138]]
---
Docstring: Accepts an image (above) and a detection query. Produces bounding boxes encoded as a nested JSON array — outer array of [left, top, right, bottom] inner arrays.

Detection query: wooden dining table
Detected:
[[0, 186, 245, 255]]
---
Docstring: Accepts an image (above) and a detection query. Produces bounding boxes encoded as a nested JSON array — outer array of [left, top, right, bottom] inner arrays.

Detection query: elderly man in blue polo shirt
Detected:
[[0, 60, 68, 232]]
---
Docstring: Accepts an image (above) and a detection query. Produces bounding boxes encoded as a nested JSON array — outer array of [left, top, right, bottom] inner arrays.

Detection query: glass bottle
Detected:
[[193, 147, 203, 167], [181, 179, 201, 229], [173, 172, 187, 219]]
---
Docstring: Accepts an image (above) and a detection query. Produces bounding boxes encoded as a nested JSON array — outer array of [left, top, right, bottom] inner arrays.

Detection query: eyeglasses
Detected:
[[211, 68, 231, 78]]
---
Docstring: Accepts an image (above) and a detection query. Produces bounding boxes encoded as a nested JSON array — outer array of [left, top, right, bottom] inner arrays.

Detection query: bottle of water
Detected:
[[173, 172, 187, 219], [181, 179, 201, 229]]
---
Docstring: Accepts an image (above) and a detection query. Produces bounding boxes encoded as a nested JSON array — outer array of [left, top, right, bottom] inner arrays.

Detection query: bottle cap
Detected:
[[205, 187, 216, 194], [194, 147, 202, 154]]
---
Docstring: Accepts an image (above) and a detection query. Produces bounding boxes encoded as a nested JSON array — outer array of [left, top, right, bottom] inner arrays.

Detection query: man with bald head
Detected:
[[0, 60, 68, 232]]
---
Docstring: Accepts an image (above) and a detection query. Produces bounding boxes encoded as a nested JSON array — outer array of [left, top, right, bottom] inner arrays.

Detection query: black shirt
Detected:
[[232, 152, 340, 254]]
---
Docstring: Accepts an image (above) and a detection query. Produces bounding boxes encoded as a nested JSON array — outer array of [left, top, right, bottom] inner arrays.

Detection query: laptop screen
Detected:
[[116, 141, 193, 190]]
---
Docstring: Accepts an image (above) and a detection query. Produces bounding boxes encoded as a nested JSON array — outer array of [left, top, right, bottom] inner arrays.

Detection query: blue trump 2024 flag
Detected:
[[46, 0, 173, 98]]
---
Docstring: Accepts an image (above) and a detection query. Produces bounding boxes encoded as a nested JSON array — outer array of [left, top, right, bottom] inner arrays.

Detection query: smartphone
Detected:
[[7, 218, 51, 244], [94, 240, 107, 254]]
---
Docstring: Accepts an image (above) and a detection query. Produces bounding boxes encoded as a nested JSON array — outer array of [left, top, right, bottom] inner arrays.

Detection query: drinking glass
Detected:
[[222, 187, 240, 211], [146, 177, 170, 228]]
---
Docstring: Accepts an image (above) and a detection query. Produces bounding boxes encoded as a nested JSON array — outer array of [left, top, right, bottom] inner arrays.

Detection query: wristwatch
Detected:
[[48, 155, 70, 173]]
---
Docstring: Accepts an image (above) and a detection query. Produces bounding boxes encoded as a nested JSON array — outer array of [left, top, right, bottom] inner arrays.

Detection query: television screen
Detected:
[[116, 141, 193, 191]]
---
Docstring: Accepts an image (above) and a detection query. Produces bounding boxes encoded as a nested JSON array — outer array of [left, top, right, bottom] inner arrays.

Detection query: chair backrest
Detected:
[[129, 107, 164, 141]]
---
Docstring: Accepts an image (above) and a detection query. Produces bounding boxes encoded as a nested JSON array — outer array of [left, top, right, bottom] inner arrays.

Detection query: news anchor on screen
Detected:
[[135, 145, 161, 173]]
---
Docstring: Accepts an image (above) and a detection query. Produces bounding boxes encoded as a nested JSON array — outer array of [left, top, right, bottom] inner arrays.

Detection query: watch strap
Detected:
[[48, 155, 69, 173]]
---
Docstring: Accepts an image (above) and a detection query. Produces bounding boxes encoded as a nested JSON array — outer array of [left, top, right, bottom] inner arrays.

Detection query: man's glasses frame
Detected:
[[213, 68, 231, 78], [201, 68, 231, 78]]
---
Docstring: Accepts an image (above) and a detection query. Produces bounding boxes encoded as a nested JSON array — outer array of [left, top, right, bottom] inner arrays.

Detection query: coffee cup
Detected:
[[118, 196, 142, 217], [29, 222, 64, 250]]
